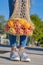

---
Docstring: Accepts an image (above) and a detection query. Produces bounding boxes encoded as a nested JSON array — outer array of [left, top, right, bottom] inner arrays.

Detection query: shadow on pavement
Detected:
[[25, 47, 43, 51], [0, 50, 10, 54], [0, 56, 10, 61]]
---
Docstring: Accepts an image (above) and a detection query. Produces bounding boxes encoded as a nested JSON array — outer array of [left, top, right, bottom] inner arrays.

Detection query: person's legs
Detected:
[[19, 35, 28, 50], [9, 34, 17, 51], [19, 36, 31, 62], [9, 34, 20, 60], [8, 0, 20, 61]]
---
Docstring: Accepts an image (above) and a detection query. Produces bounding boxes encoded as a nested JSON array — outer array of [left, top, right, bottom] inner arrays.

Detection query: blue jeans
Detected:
[[9, 34, 28, 47]]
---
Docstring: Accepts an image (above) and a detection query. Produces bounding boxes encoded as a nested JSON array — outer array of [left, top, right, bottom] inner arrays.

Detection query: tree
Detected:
[[30, 14, 43, 45], [0, 15, 6, 33]]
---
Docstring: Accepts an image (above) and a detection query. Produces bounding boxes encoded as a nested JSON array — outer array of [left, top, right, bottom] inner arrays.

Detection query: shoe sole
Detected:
[[21, 59, 31, 62], [10, 58, 20, 61]]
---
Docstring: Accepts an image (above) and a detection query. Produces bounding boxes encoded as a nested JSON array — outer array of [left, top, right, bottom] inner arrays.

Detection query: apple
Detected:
[[24, 28, 31, 35], [14, 24, 17, 29], [17, 28, 24, 35], [21, 25, 25, 30], [15, 20, 21, 28]]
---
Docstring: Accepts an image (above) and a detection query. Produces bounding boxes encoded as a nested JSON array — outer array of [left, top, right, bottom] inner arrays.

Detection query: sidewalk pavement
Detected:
[[0, 46, 43, 65]]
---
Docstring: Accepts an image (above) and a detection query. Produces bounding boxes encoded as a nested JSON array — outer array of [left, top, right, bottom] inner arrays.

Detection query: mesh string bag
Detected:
[[4, 0, 34, 36]]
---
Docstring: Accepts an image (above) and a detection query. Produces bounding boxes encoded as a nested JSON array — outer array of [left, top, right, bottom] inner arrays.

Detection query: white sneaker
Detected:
[[10, 50, 20, 61], [19, 51, 31, 62]]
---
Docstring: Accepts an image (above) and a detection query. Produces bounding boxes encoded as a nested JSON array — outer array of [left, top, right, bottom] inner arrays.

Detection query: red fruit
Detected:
[[24, 29, 30, 35], [17, 28, 24, 35], [15, 21, 21, 28], [14, 24, 17, 29], [21, 25, 25, 30]]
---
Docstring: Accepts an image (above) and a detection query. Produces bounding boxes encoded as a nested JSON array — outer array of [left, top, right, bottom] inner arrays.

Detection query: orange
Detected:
[[7, 20, 14, 27], [24, 22, 30, 28]]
